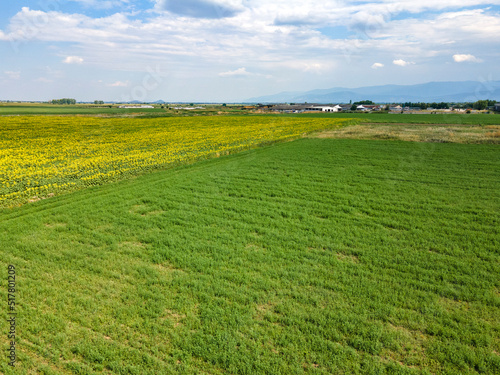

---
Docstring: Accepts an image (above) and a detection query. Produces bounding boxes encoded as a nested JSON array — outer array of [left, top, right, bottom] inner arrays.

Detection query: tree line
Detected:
[[51, 98, 76, 105]]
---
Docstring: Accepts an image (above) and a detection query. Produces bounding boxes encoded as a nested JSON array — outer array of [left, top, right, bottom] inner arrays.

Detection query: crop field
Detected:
[[0, 115, 352, 207], [0, 104, 161, 116], [292, 112, 500, 126], [0, 137, 499, 374], [0, 104, 246, 116], [315, 123, 500, 144]]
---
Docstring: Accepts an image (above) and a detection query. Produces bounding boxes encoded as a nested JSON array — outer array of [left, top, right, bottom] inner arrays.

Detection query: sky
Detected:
[[0, 0, 499, 102]]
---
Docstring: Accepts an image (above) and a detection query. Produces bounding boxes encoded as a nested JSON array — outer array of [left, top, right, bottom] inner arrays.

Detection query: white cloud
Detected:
[[219, 67, 251, 77], [274, 60, 335, 74], [68, 0, 130, 9], [63, 56, 84, 64], [1, 5, 496, 72], [5, 71, 21, 79], [301, 62, 331, 73], [35, 77, 53, 83], [0, 2, 499, 101], [349, 11, 388, 36], [155, 0, 245, 18], [107, 80, 129, 87], [393, 59, 415, 67], [453, 54, 482, 63]]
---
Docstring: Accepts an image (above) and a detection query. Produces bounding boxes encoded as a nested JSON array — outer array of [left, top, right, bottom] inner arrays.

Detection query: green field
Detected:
[[291, 112, 500, 126], [1, 138, 499, 374], [0, 104, 161, 116], [0, 104, 242, 116], [1, 103, 499, 125]]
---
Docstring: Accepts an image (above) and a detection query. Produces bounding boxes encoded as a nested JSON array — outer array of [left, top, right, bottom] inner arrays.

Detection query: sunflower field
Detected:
[[0, 115, 353, 207]]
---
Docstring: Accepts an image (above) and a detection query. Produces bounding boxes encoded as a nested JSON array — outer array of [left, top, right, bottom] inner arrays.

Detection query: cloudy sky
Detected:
[[1, 0, 499, 102]]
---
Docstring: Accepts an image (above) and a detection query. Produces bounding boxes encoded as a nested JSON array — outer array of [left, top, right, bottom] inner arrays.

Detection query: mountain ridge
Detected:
[[245, 81, 500, 103]]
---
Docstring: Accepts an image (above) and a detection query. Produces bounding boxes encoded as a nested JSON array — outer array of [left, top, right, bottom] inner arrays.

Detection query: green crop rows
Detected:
[[1, 139, 498, 374]]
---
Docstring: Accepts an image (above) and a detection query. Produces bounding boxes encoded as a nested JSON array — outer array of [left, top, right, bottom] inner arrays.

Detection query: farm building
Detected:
[[321, 105, 342, 112], [119, 105, 154, 109], [363, 105, 384, 111], [495, 103, 500, 111], [272, 104, 310, 113], [304, 105, 342, 112], [271, 104, 341, 113], [355, 105, 369, 112], [389, 105, 402, 112]]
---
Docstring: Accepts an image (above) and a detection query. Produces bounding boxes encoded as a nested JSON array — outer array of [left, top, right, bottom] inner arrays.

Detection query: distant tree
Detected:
[[432, 102, 449, 109], [354, 100, 374, 105], [350, 104, 358, 111], [51, 98, 76, 105], [94, 100, 104, 105], [473, 100, 488, 110], [222, 103, 227, 107]]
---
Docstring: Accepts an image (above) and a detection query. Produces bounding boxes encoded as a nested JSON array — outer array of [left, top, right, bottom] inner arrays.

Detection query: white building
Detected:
[[119, 105, 154, 109], [304, 105, 342, 112], [320, 105, 342, 112]]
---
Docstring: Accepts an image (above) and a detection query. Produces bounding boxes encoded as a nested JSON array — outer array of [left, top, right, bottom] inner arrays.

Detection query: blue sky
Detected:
[[1, 0, 499, 102]]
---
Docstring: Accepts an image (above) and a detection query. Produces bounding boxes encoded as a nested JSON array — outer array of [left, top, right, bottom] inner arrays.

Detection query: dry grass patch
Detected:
[[117, 241, 146, 250], [160, 309, 186, 327], [154, 262, 186, 274], [44, 222, 67, 229], [380, 323, 428, 369], [336, 252, 359, 263], [129, 204, 164, 217], [255, 302, 276, 321], [246, 242, 264, 252], [315, 123, 500, 143]]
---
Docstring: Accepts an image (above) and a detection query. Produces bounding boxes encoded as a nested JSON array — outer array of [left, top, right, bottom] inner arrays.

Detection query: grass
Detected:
[[314, 123, 500, 144], [1, 138, 499, 374], [0, 104, 163, 116], [0, 104, 248, 117], [286, 112, 500, 126]]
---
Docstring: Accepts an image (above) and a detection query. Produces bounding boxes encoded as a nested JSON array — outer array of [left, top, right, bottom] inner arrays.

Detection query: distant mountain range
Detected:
[[245, 81, 500, 104]]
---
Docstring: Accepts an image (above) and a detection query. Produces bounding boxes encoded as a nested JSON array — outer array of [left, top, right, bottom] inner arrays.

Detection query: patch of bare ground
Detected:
[[159, 309, 186, 327], [336, 252, 359, 263], [118, 241, 146, 249], [380, 323, 428, 369], [255, 301, 276, 321], [44, 222, 67, 228], [129, 204, 164, 216], [28, 193, 55, 203], [246, 242, 265, 252], [314, 124, 500, 144], [154, 262, 186, 274], [18, 346, 76, 374]]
